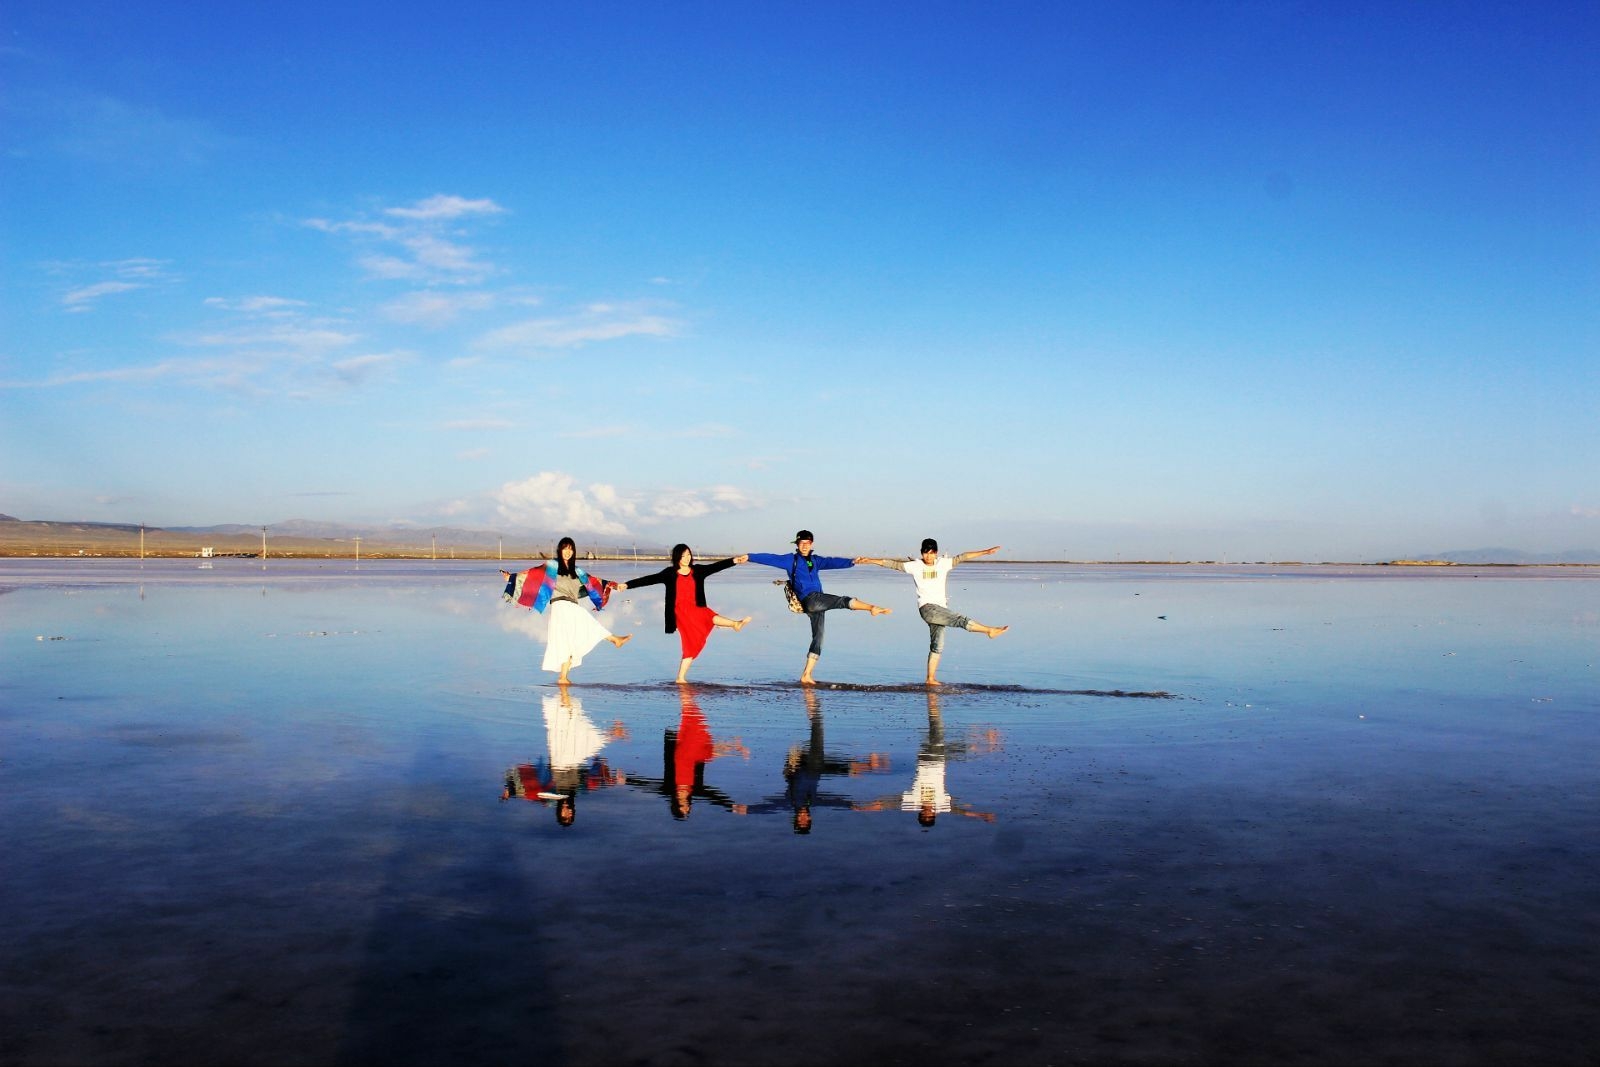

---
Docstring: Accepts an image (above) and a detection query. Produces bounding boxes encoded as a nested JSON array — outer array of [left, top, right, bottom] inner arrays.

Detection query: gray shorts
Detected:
[[919, 603, 972, 653]]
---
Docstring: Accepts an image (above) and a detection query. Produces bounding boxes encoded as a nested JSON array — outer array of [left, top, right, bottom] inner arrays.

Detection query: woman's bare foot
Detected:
[[926, 678, 943, 687], [609, 633, 632, 648], [983, 624, 1009, 639], [732, 616, 752, 632]]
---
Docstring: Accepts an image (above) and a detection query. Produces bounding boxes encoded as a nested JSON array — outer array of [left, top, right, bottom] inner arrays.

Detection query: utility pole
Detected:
[[431, 533, 437, 560], [139, 523, 145, 560], [354, 536, 361, 563]]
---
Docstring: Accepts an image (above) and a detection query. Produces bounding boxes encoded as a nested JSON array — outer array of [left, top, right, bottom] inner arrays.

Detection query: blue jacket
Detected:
[[747, 550, 853, 599]]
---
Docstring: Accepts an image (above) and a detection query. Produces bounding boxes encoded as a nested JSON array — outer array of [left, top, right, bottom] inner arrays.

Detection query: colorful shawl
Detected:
[[502, 561, 613, 613]]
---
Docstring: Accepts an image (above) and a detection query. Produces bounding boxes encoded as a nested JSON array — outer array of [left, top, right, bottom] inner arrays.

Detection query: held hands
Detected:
[[733, 554, 748, 564]]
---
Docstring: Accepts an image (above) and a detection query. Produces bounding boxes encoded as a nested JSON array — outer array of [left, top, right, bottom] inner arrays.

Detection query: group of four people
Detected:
[[502, 529, 1008, 685]]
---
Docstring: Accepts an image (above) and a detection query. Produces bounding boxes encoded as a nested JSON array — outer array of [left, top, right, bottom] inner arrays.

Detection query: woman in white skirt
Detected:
[[502, 537, 631, 684]]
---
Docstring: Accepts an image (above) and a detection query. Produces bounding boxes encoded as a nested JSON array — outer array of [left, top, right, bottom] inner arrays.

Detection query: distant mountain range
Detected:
[[2, 514, 1595, 563], [0, 514, 671, 557]]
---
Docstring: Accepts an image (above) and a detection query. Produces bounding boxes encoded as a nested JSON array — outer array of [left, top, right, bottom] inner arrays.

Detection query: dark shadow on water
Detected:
[[337, 748, 568, 1067]]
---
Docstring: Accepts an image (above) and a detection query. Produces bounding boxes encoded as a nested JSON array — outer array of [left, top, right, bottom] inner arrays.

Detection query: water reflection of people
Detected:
[[501, 691, 627, 827], [741, 688, 890, 834], [627, 689, 749, 819], [854, 691, 995, 827]]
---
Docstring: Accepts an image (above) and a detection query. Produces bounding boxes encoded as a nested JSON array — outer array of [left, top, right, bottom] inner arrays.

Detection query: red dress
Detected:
[[674, 570, 716, 658]]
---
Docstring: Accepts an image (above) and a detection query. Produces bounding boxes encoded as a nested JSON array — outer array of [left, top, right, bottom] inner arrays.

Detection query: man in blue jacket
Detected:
[[747, 529, 891, 685]]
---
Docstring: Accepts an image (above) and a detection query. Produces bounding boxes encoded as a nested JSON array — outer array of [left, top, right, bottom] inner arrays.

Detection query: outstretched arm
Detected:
[[614, 567, 670, 593], [855, 557, 908, 570], [953, 545, 1002, 566]]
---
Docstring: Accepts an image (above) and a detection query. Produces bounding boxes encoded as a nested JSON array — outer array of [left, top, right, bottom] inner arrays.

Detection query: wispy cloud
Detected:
[[385, 195, 505, 221], [675, 423, 736, 439], [20, 91, 232, 168], [307, 194, 506, 284], [558, 424, 635, 439], [476, 302, 681, 352], [204, 295, 307, 316], [1573, 505, 1600, 520], [185, 323, 359, 353], [381, 290, 499, 327], [329, 352, 403, 386], [57, 258, 176, 312], [440, 417, 514, 431], [62, 280, 143, 311]]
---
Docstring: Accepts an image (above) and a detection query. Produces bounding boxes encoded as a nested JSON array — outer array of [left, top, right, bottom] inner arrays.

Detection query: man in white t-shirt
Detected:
[[859, 539, 1008, 685]]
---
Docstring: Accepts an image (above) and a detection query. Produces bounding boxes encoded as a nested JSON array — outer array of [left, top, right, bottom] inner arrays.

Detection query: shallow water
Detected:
[[2, 560, 1596, 1065]]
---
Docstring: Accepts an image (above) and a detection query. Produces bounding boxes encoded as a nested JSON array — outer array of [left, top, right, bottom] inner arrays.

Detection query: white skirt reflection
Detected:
[[541, 598, 614, 673]]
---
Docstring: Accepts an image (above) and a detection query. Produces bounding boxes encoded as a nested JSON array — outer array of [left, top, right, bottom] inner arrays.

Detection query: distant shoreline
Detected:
[[2, 548, 1596, 568], [2, 519, 1594, 566]]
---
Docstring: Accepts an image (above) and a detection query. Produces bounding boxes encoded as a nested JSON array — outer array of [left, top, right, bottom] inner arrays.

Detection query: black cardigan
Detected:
[[626, 557, 738, 633]]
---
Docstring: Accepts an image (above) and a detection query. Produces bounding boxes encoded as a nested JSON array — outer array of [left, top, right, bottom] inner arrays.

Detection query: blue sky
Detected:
[[3, 1, 1596, 561]]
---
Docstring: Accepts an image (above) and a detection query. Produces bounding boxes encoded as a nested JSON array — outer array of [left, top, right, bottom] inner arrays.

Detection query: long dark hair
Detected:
[[671, 543, 693, 569], [556, 536, 579, 578]]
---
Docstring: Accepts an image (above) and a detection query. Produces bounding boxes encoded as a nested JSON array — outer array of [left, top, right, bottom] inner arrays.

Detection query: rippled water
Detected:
[[3, 559, 1596, 1064]]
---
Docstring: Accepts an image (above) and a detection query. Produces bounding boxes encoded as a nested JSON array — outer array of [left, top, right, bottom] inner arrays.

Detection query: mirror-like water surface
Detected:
[[3, 560, 1596, 1065]]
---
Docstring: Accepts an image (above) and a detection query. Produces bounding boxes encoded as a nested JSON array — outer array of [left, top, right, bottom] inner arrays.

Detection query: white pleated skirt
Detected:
[[541, 598, 614, 673]]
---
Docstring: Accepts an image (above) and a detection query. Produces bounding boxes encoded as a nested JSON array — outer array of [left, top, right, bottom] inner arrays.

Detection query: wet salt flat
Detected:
[[2, 559, 1597, 1065]]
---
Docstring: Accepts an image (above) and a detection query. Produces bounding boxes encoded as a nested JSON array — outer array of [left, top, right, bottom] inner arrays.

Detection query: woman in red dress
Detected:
[[616, 544, 751, 683]]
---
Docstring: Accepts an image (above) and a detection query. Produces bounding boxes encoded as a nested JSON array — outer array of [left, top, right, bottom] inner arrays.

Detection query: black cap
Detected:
[[793, 529, 814, 543], [921, 538, 938, 553]]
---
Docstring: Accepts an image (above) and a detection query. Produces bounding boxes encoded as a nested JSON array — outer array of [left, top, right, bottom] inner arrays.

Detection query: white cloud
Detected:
[[308, 195, 505, 284], [489, 475, 758, 536], [476, 304, 680, 351], [205, 295, 307, 315], [558, 424, 635, 439], [57, 258, 176, 312], [643, 484, 758, 522], [382, 290, 497, 327], [495, 472, 632, 536], [1573, 505, 1600, 519], [441, 417, 514, 431], [675, 423, 736, 439], [385, 195, 506, 221], [186, 324, 358, 353], [329, 352, 402, 386], [62, 280, 143, 311]]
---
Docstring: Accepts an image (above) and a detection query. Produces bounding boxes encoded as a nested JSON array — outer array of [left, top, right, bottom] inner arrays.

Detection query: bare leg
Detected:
[[799, 652, 819, 685], [848, 598, 892, 616], [965, 621, 1008, 638], [558, 657, 573, 685], [712, 614, 752, 632], [608, 633, 633, 648], [926, 651, 942, 686], [676, 657, 694, 684]]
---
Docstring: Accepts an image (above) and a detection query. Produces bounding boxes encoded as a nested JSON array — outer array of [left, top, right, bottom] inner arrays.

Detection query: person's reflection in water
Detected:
[[501, 691, 627, 828], [627, 688, 749, 819], [741, 688, 890, 834], [854, 690, 995, 828]]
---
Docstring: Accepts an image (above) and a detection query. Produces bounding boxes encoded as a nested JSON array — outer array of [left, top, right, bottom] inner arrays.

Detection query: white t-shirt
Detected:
[[900, 757, 952, 813], [899, 555, 954, 607]]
